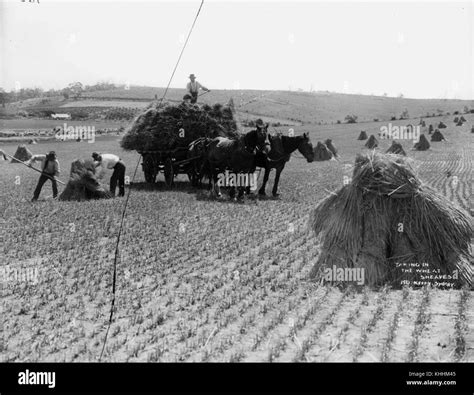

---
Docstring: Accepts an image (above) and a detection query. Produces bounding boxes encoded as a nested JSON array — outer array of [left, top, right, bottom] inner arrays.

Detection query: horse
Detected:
[[253, 132, 314, 197], [203, 123, 269, 199]]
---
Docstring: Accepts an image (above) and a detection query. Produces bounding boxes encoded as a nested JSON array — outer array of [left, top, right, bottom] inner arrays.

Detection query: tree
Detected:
[[344, 114, 358, 124]]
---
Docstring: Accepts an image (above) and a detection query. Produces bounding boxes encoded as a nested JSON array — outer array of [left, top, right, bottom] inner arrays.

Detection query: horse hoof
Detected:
[[272, 193, 280, 198]]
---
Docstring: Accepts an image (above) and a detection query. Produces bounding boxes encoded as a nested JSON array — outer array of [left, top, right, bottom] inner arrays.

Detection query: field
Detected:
[[1, 101, 473, 362]]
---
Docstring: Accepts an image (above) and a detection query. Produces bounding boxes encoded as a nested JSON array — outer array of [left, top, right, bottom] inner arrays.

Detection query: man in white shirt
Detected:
[[92, 152, 126, 197], [27, 151, 61, 201], [186, 74, 210, 104]]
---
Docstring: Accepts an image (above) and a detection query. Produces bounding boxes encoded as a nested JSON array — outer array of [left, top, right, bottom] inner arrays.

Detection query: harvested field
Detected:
[[1, 111, 473, 363]]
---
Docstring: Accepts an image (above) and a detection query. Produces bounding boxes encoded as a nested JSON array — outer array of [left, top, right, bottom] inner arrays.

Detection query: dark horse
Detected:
[[202, 123, 269, 199], [254, 132, 314, 197]]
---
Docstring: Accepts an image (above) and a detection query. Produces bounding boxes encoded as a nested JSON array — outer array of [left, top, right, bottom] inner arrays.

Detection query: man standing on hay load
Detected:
[[185, 74, 210, 104], [27, 151, 60, 201], [92, 152, 126, 197]]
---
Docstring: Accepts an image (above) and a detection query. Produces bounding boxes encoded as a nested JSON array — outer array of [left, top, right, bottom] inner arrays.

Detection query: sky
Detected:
[[0, 0, 473, 99]]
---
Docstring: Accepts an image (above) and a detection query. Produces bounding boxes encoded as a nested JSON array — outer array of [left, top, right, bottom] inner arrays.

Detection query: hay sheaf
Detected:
[[309, 152, 472, 288], [10, 145, 33, 163], [59, 159, 112, 201], [385, 141, 406, 156], [357, 131, 368, 140], [414, 134, 430, 151], [431, 130, 445, 142], [121, 102, 239, 152], [325, 139, 338, 157], [364, 135, 378, 149], [314, 141, 334, 161]]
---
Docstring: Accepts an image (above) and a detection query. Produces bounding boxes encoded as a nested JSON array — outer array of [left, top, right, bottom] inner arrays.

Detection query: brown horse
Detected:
[[254, 133, 314, 197], [203, 123, 269, 199]]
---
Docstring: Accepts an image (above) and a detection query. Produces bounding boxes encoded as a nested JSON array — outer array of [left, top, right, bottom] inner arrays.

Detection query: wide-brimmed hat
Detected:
[[189, 74, 196, 78]]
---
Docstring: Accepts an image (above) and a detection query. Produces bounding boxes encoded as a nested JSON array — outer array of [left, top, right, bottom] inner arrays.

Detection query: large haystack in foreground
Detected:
[[357, 131, 368, 140], [385, 141, 406, 156], [309, 152, 472, 288], [431, 130, 445, 142], [364, 135, 378, 149], [414, 134, 430, 151], [10, 145, 33, 163], [121, 102, 239, 152], [59, 159, 112, 201], [313, 141, 334, 161]]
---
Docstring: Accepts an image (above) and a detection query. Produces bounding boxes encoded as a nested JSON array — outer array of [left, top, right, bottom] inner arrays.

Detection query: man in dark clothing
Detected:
[[27, 151, 61, 201]]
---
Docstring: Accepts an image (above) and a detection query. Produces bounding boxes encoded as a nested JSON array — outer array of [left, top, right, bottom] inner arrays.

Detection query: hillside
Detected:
[[81, 86, 474, 124]]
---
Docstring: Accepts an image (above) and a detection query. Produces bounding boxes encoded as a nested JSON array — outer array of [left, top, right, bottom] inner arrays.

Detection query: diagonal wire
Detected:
[[99, 0, 206, 361]]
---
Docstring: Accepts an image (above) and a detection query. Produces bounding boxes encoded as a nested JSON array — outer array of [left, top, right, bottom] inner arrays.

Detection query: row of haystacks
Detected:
[[59, 159, 112, 201], [121, 102, 239, 152], [309, 152, 473, 288]]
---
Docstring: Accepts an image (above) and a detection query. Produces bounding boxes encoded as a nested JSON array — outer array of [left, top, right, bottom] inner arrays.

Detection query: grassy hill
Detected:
[[2, 86, 473, 129], [81, 86, 474, 124]]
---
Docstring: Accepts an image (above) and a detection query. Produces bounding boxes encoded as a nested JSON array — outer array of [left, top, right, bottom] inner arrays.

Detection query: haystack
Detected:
[[431, 130, 445, 142], [324, 139, 338, 157], [313, 141, 333, 161], [309, 152, 472, 288], [454, 117, 459, 123], [121, 102, 239, 152], [414, 134, 430, 151], [10, 144, 33, 163], [428, 124, 433, 134], [438, 121, 447, 128], [28, 139, 37, 145], [59, 159, 112, 201], [471, 126, 474, 133], [460, 116, 466, 122], [357, 131, 368, 140], [364, 135, 378, 149], [456, 120, 463, 126], [385, 141, 406, 155]]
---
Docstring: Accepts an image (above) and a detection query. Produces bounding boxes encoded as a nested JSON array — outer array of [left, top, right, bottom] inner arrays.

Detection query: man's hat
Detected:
[[189, 74, 196, 78], [255, 119, 264, 127], [92, 152, 100, 159], [48, 151, 56, 157]]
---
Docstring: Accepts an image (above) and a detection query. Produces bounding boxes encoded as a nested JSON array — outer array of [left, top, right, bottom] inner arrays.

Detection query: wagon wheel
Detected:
[[164, 158, 174, 187]]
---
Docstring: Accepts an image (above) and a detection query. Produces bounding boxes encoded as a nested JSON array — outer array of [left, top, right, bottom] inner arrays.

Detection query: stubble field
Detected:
[[1, 114, 472, 362]]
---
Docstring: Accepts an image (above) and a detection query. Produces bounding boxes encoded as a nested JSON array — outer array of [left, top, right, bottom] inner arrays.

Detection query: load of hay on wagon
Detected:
[[309, 152, 472, 289], [121, 102, 239, 152]]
